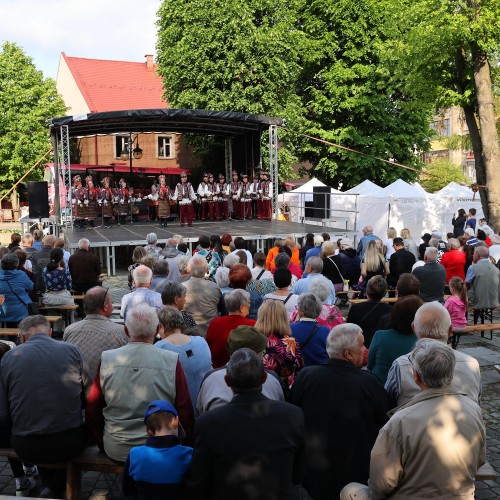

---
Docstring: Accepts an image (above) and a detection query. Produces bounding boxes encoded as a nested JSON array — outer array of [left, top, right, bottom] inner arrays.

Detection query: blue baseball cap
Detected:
[[144, 400, 178, 423]]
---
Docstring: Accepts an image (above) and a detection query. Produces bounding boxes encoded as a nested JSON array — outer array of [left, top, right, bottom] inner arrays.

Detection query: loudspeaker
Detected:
[[28, 181, 50, 219], [313, 186, 331, 219]]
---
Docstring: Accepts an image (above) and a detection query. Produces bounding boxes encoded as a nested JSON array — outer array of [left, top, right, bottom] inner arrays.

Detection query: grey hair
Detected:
[[19, 315, 50, 336], [297, 293, 322, 319], [424, 247, 438, 261], [214, 267, 230, 288], [413, 302, 451, 342], [177, 255, 189, 274], [146, 232, 158, 244], [161, 282, 187, 305], [447, 238, 460, 250], [307, 278, 330, 303], [225, 289, 250, 313], [167, 238, 178, 246], [133, 265, 153, 286], [223, 253, 240, 269], [158, 306, 184, 333], [78, 238, 90, 249], [153, 259, 169, 276], [274, 252, 290, 269], [313, 235, 324, 246], [412, 338, 455, 388], [125, 303, 159, 340], [307, 256, 324, 273], [226, 348, 266, 391], [428, 238, 439, 249], [188, 255, 208, 278], [326, 323, 363, 358], [474, 246, 489, 259], [172, 234, 184, 244]]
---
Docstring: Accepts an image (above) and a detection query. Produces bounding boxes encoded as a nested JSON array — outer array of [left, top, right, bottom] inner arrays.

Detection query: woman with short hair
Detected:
[[161, 282, 199, 336], [229, 264, 263, 320], [128, 246, 147, 290], [264, 268, 299, 316]]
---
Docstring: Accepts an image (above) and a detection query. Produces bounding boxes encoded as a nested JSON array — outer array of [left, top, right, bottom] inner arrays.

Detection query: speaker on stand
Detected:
[[313, 186, 331, 221], [27, 181, 50, 233]]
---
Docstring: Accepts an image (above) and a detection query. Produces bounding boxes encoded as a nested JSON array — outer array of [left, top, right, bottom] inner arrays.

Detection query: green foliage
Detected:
[[0, 42, 66, 195], [420, 159, 470, 193]]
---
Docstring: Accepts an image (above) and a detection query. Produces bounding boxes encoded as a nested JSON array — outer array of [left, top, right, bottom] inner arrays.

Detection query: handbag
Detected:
[[5, 279, 38, 315], [328, 256, 348, 290]]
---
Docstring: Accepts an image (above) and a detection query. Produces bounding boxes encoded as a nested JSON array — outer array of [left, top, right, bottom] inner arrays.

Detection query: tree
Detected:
[[156, 0, 303, 180], [379, 0, 500, 231], [0, 42, 66, 195], [420, 159, 470, 192], [293, 0, 434, 188]]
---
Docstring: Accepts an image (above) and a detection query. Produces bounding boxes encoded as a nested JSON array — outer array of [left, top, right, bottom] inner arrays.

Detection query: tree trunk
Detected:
[[472, 46, 500, 233]]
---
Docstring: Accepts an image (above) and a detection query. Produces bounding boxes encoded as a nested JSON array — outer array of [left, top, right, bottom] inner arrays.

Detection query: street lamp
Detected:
[[120, 133, 143, 173]]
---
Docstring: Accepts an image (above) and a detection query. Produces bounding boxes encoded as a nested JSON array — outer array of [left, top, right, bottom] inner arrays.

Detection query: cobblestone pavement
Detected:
[[0, 277, 499, 498]]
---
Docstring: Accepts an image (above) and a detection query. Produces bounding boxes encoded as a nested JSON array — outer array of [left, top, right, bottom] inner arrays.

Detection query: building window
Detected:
[[115, 136, 128, 159], [157, 135, 174, 159], [430, 118, 451, 137]]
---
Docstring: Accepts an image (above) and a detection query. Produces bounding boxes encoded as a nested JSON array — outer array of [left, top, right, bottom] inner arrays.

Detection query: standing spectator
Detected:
[[144, 233, 162, 257], [418, 232, 432, 260], [256, 300, 304, 390], [63, 286, 128, 380], [264, 268, 299, 316], [290, 323, 391, 500], [220, 234, 232, 255], [464, 227, 478, 246], [400, 228, 419, 260], [156, 306, 212, 408], [233, 237, 253, 268], [387, 237, 416, 288], [300, 233, 314, 269], [303, 234, 324, 268], [161, 282, 199, 336], [321, 240, 344, 292], [7, 233, 21, 252], [265, 238, 283, 271], [360, 240, 389, 294], [188, 348, 306, 499], [128, 246, 147, 290], [0, 253, 34, 327], [175, 255, 191, 284], [444, 277, 468, 329], [250, 252, 274, 289], [86, 304, 194, 462], [466, 207, 477, 231], [21, 233, 37, 260], [338, 238, 361, 286], [412, 247, 446, 302], [440, 237, 466, 282], [274, 251, 302, 281], [30, 234, 56, 294], [183, 255, 224, 337], [196, 235, 222, 278], [32, 229, 43, 250], [284, 236, 301, 267], [214, 267, 232, 295], [54, 238, 70, 264], [121, 265, 162, 321], [301, 278, 345, 330], [0, 315, 89, 498], [452, 208, 467, 237], [159, 238, 183, 281], [41, 248, 74, 306], [68, 238, 102, 293], [206, 289, 256, 368], [383, 227, 397, 261], [356, 226, 379, 260]]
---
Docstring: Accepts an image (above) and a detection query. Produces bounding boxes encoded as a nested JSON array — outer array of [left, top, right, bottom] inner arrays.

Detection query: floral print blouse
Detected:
[[263, 334, 304, 388], [42, 267, 72, 292]]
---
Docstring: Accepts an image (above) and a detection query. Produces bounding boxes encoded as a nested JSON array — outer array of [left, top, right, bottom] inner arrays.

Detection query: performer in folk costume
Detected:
[[148, 179, 159, 221], [249, 174, 261, 220], [238, 173, 253, 220], [115, 178, 130, 225], [71, 175, 85, 229], [258, 171, 273, 220], [129, 187, 142, 223], [230, 171, 242, 220], [215, 173, 230, 221], [206, 173, 217, 221], [197, 172, 211, 221], [173, 172, 196, 226], [157, 175, 172, 228], [83, 176, 98, 228], [99, 177, 114, 228]]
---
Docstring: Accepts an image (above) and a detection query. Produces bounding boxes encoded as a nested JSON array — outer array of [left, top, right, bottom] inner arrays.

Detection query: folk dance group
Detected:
[[71, 171, 273, 229]]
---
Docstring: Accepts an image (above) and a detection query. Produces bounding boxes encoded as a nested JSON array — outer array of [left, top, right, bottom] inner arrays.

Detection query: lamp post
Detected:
[[120, 133, 143, 173]]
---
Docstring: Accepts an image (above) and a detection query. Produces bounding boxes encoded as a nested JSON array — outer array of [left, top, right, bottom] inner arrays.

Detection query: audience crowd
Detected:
[[0, 215, 499, 499]]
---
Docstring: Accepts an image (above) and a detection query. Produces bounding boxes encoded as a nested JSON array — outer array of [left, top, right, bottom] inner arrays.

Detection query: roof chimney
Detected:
[[145, 54, 154, 71]]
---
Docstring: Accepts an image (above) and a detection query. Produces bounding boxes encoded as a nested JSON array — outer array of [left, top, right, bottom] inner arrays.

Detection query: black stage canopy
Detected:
[[49, 108, 284, 137]]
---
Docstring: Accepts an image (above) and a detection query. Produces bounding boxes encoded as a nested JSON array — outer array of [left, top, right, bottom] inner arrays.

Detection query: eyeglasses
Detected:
[[99, 287, 109, 311]]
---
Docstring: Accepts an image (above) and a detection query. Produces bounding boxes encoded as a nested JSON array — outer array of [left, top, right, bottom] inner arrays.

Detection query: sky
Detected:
[[1, 0, 160, 80]]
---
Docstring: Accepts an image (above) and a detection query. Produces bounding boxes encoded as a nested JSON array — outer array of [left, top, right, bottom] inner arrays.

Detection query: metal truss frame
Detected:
[[269, 125, 279, 218]]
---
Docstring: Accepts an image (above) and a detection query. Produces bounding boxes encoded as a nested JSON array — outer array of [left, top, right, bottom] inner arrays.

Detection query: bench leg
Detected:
[[66, 462, 81, 500]]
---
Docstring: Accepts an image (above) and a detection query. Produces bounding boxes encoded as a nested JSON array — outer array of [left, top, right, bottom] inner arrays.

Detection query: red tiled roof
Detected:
[[62, 53, 167, 112]]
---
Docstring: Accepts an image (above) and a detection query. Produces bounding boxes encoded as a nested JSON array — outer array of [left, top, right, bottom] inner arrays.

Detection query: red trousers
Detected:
[[179, 203, 195, 225], [201, 201, 214, 220], [238, 201, 252, 219], [258, 199, 272, 220], [215, 200, 230, 220]]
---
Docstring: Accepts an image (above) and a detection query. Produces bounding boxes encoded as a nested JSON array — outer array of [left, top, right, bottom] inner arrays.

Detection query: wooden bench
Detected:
[[0, 317, 62, 336], [38, 305, 79, 328], [451, 323, 500, 348], [0, 446, 123, 500], [348, 297, 398, 305]]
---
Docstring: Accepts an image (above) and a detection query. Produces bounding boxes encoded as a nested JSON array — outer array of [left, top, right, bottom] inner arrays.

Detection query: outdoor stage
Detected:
[[62, 218, 357, 275]]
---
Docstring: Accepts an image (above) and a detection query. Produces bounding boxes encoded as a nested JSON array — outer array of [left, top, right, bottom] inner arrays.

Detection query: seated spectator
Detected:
[[42, 248, 74, 306], [158, 238, 182, 281], [321, 240, 344, 292], [264, 268, 299, 316], [144, 232, 162, 257], [174, 255, 191, 283], [440, 237, 466, 282], [229, 263, 263, 320], [14, 249, 37, 302], [346, 275, 392, 349], [121, 265, 162, 321], [155, 307, 212, 407], [418, 232, 432, 261], [342, 339, 486, 500], [7, 233, 21, 252], [196, 325, 285, 415], [444, 276, 468, 329], [290, 294, 330, 366], [367, 295, 422, 384], [63, 286, 128, 380], [187, 348, 305, 499], [140, 254, 156, 271], [214, 267, 232, 295], [54, 238, 70, 264], [304, 234, 324, 268], [235, 250, 247, 265], [128, 246, 147, 290], [223, 252, 240, 269], [465, 227, 478, 246], [196, 235, 221, 278], [21, 233, 37, 260], [123, 400, 193, 499], [233, 237, 253, 268], [293, 256, 336, 304], [68, 238, 101, 293], [361, 240, 389, 293], [275, 246, 303, 279], [247, 252, 276, 297], [412, 247, 446, 302], [266, 238, 283, 271], [86, 303, 194, 462], [32, 229, 43, 250], [206, 289, 256, 368], [30, 234, 55, 294], [210, 234, 228, 261], [0, 253, 34, 327], [387, 237, 416, 288], [256, 300, 304, 390], [161, 282, 199, 336], [183, 256, 224, 336], [477, 228, 492, 247], [300, 233, 315, 269], [383, 227, 397, 261], [150, 259, 171, 294], [220, 234, 232, 255], [338, 238, 361, 286]]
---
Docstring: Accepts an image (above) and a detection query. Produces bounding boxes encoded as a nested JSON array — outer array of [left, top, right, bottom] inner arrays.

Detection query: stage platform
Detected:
[[63, 219, 356, 275]]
